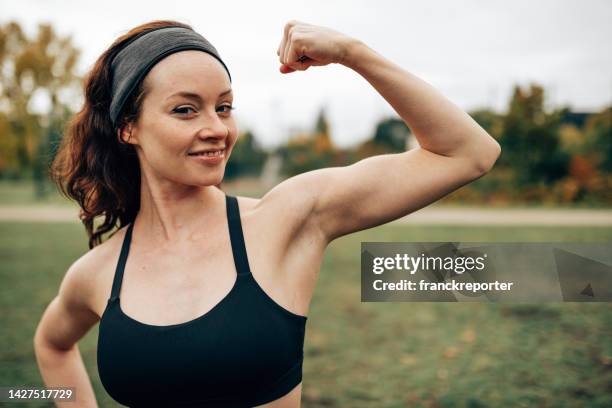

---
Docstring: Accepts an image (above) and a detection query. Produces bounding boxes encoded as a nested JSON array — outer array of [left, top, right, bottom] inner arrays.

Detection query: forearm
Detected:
[[34, 339, 98, 408], [341, 39, 500, 170]]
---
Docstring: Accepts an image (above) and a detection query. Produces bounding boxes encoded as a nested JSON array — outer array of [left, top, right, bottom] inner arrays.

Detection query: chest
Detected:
[[92, 209, 322, 325]]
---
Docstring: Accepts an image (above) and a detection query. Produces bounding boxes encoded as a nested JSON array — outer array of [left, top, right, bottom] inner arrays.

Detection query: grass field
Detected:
[[1, 221, 611, 407]]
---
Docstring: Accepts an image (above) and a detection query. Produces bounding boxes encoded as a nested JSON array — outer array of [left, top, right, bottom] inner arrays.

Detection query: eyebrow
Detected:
[[166, 89, 233, 102]]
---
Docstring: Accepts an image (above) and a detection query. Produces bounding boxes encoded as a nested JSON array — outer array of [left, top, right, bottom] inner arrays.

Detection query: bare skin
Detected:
[[34, 20, 500, 408], [85, 191, 320, 407]]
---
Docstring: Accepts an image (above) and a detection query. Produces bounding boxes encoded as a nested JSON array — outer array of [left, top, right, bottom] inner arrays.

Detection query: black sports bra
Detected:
[[97, 195, 308, 407]]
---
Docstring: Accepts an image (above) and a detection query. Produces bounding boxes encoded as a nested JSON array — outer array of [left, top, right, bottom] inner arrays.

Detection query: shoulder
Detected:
[[61, 225, 128, 317], [234, 195, 260, 212], [237, 170, 330, 250], [34, 228, 127, 348]]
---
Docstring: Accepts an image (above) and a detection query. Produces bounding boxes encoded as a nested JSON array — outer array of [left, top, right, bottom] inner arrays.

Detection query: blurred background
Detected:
[[1, 1, 611, 407]]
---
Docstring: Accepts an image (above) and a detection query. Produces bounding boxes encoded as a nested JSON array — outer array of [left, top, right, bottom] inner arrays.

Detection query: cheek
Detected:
[[227, 122, 239, 149], [141, 123, 187, 162]]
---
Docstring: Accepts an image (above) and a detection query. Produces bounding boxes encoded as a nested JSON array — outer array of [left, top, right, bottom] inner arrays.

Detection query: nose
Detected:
[[196, 112, 229, 140]]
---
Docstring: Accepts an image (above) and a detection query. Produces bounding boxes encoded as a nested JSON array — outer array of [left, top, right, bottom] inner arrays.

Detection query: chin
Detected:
[[199, 173, 225, 187], [185, 159, 228, 187]]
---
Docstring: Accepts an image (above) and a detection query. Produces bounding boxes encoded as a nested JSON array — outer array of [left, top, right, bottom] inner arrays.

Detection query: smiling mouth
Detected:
[[188, 149, 225, 157]]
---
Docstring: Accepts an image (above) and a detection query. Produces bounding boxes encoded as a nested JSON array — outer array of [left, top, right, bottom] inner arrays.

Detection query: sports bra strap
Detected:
[[226, 195, 252, 275], [109, 195, 250, 302], [110, 222, 134, 301]]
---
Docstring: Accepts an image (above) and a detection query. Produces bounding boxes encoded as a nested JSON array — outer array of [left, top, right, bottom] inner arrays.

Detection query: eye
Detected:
[[173, 106, 196, 115], [217, 104, 235, 114], [172, 104, 235, 117]]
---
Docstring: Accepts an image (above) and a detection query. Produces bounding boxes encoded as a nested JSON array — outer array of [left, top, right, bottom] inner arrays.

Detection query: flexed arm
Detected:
[[267, 20, 500, 243], [277, 19, 500, 165]]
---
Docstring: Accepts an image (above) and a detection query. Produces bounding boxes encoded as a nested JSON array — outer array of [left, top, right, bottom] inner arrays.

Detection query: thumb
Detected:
[[279, 64, 296, 74]]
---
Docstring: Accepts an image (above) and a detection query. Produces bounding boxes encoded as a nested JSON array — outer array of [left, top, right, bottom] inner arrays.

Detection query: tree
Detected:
[[371, 117, 410, 152], [0, 21, 81, 180], [498, 84, 569, 186], [314, 106, 329, 135], [313, 107, 334, 153], [278, 107, 339, 176], [583, 106, 612, 173], [468, 109, 503, 138], [224, 130, 268, 179]]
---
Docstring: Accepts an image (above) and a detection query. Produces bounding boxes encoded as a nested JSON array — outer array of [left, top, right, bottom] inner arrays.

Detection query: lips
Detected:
[[188, 148, 225, 157]]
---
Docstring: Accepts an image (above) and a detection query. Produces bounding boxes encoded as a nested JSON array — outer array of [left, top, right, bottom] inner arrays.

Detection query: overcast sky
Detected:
[[3, 0, 611, 148]]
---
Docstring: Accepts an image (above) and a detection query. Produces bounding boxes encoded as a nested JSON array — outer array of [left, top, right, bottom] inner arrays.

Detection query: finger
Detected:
[[284, 20, 298, 37], [282, 29, 294, 65], [298, 56, 314, 70], [285, 40, 299, 70], [280, 64, 296, 74], [278, 21, 293, 62], [277, 36, 286, 62], [279, 22, 293, 63], [288, 42, 305, 71]]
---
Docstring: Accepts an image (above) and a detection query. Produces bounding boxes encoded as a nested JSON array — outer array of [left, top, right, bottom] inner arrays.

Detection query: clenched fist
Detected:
[[276, 20, 359, 74]]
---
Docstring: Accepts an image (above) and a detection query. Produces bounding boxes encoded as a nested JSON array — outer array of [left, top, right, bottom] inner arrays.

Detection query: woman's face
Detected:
[[125, 50, 237, 187]]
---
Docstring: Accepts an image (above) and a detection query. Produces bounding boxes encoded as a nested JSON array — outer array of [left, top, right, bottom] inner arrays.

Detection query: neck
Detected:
[[135, 175, 225, 245]]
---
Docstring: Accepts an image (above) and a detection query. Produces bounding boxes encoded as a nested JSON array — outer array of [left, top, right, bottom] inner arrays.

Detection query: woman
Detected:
[[33, 19, 500, 407]]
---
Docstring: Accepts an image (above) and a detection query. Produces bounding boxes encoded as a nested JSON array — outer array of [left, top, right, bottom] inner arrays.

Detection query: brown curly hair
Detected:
[[50, 20, 198, 249]]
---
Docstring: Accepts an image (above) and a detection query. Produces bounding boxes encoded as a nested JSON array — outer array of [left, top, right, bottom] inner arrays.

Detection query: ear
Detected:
[[118, 123, 137, 145]]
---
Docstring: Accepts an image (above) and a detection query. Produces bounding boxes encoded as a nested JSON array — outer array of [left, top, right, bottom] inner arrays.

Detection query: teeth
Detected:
[[191, 149, 224, 157]]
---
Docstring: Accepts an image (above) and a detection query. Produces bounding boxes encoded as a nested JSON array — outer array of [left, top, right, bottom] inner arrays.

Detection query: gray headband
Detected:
[[109, 26, 232, 128]]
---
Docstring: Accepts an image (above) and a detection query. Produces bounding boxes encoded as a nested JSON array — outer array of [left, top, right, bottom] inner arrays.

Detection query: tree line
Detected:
[[1, 21, 610, 204]]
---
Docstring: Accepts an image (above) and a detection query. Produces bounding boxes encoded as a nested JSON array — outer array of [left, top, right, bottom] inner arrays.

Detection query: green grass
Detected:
[[1, 222, 611, 407], [0, 180, 75, 206]]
